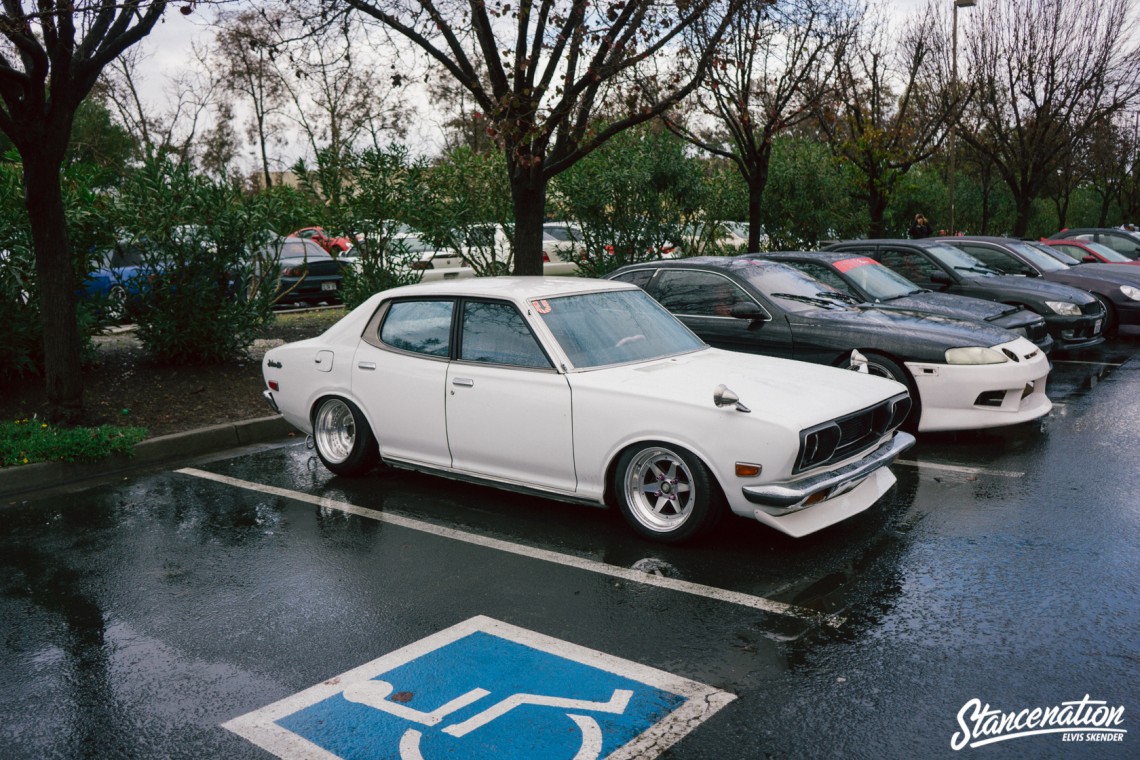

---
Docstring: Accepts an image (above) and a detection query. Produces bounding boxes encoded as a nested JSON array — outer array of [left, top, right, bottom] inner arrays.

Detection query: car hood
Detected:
[[1061, 263, 1140, 286], [791, 304, 1016, 349], [575, 348, 907, 431], [974, 274, 1098, 305], [875, 291, 1018, 322]]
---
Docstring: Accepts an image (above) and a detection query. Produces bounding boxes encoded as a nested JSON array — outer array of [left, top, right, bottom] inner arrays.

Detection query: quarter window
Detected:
[[460, 301, 551, 368], [380, 300, 454, 357]]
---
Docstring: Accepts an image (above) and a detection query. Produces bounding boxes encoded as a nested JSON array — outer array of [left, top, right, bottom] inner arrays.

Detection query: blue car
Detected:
[[82, 242, 156, 321]]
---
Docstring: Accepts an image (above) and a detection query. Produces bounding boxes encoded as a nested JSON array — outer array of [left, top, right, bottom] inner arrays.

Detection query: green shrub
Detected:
[[1, 418, 147, 466], [113, 159, 277, 364]]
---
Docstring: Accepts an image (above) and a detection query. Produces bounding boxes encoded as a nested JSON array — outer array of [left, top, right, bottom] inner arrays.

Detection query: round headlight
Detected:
[[1045, 300, 1081, 316], [1121, 285, 1140, 301], [945, 346, 1009, 365]]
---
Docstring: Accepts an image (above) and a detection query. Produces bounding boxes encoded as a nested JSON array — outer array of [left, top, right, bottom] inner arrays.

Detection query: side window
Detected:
[[955, 245, 1024, 275], [654, 270, 753, 317], [876, 248, 940, 284], [380, 300, 454, 357], [460, 301, 551, 368], [784, 261, 851, 294], [1053, 243, 1088, 260], [1100, 232, 1140, 255], [609, 269, 655, 289]]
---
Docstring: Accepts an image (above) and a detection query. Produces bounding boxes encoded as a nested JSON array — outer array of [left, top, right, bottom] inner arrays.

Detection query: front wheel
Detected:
[[312, 397, 380, 476], [613, 443, 724, 544]]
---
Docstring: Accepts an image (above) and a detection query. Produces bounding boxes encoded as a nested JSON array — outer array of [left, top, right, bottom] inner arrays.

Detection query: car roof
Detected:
[[760, 251, 861, 264], [381, 276, 637, 301], [615, 256, 798, 276], [931, 235, 1028, 245]]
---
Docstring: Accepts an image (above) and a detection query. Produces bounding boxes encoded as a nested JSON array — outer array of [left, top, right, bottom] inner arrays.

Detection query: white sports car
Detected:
[[262, 278, 915, 543]]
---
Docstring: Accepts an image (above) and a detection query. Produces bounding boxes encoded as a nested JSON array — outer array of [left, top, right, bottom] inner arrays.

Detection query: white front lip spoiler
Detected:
[[742, 432, 915, 514], [905, 338, 1052, 432]]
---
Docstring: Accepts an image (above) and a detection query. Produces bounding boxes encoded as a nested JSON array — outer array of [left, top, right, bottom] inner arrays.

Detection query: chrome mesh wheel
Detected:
[[314, 398, 356, 465]]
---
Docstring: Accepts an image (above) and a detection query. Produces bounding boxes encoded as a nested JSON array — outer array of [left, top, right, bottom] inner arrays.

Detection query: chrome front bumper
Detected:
[[743, 432, 916, 515]]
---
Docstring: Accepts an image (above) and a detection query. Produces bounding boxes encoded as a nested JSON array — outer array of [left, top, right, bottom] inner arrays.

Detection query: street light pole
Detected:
[[950, 0, 976, 236]]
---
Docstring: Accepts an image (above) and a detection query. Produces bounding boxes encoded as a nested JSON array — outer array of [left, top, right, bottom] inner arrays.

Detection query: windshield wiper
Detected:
[[954, 264, 999, 275], [770, 292, 847, 308], [815, 290, 861, 304]]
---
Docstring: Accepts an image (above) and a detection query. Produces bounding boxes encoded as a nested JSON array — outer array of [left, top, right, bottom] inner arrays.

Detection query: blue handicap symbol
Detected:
[[274, 629, 689, 759]]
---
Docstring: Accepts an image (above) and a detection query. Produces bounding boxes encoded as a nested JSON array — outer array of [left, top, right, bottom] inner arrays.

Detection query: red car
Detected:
[[288, 226, 355, 255], [1040, 238, 1140, 266]]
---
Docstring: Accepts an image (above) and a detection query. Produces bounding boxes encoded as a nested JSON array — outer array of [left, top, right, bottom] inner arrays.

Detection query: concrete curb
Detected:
[[1, 415, 296, 500]]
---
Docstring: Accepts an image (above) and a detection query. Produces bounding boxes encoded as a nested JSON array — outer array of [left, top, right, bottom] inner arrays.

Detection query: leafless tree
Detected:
[[102, 43, 221, 165], [668, 0, 860, 252], [814, 2, 965, 237], [214, 8, 289, 189], [323, 0, 740, 274], [959, 0, 1140, 236], [0, 1, 174, 422]]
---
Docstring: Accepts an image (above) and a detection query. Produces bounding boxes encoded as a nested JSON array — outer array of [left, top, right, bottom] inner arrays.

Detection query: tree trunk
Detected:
[[24, 151, 84, 424], [867, 184, 889, 238], [746, 149, 771, 252], [1011, 193, 1032, 237], [510, 160, 547, 276]]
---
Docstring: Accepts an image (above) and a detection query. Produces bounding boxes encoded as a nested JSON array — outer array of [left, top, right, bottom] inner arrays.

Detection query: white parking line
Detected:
[[893, 460, 1024, 478], [177, 467, 841, 628], [1050, 360, 1124, 367]]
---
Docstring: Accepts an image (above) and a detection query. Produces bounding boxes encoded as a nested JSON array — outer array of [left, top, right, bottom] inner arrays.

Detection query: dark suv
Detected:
[[824, 239, 1105, 350]]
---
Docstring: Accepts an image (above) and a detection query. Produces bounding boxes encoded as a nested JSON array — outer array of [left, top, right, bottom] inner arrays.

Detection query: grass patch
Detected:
[[1, 418, 148, 467]]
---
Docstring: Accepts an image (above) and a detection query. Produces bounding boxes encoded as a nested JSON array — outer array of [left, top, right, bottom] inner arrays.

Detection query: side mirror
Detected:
[[731, 302, 767, 321], [930, 271, 953, 286], [1083, 256, 1098, 263]]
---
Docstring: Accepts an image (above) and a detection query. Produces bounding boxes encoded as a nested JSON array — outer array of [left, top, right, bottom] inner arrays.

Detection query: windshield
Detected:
[[835, 257, 921, 300], [1036, 244, 1081, 265], [1076, 241, 1130, 263], [924, 244, 998, 276], [544, 225, 582, 242], [536, 289, 705, 369], [735, 259, 851, 312], [1005, 241, 1068, 272]]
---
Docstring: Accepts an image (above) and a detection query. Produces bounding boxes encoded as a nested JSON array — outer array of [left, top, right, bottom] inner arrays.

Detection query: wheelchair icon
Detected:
[[343, 678, 634, 760]]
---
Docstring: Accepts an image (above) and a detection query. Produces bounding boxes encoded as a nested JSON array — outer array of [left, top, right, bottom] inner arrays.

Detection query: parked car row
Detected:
[[259, 228, 1140, 545]]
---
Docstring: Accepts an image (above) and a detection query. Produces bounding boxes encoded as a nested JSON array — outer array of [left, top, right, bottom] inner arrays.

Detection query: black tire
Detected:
[[848, 352, 921, 430], [1093, 294, 1118, 335], [107, 284, 128, 323], [612, 442, 725, 544], [311, 397, 380, 476]]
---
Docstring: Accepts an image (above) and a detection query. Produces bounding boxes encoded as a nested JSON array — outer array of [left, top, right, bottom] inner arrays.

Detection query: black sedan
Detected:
[[607, 258, 1053, 433], [825, 239, 1106, 351], [759, 251, 1053, 354], [938, 236, 1140, 335], [255, 238, 350, 306]]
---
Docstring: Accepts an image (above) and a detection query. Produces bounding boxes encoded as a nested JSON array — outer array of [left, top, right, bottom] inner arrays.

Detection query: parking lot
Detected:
[[1, 339, 1137, 759]]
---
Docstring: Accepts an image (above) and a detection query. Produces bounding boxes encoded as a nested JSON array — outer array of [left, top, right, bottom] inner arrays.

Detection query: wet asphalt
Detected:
[[1, 339, 1137, 760]]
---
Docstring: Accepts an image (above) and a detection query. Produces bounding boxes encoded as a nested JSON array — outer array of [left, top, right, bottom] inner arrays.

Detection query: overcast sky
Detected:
[[131, 0, 939, 167]]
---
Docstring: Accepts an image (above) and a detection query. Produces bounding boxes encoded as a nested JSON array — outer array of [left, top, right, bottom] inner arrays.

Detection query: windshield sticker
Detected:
[[834, 257, 879, 273], [532, 299, 552, 314]]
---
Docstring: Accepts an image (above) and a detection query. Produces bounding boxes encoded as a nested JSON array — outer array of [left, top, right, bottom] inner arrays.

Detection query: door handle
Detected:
[[358, 361, 376, 371], [452, 377, 475, 387]]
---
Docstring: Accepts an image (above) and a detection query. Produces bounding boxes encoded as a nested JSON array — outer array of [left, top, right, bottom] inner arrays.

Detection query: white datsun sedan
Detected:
[[262, 278, 915, 543]]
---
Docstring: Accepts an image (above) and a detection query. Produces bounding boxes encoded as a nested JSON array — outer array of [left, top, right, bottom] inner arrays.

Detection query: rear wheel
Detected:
[[613, 442, 724, 544], [312, 397, 380, 476]]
